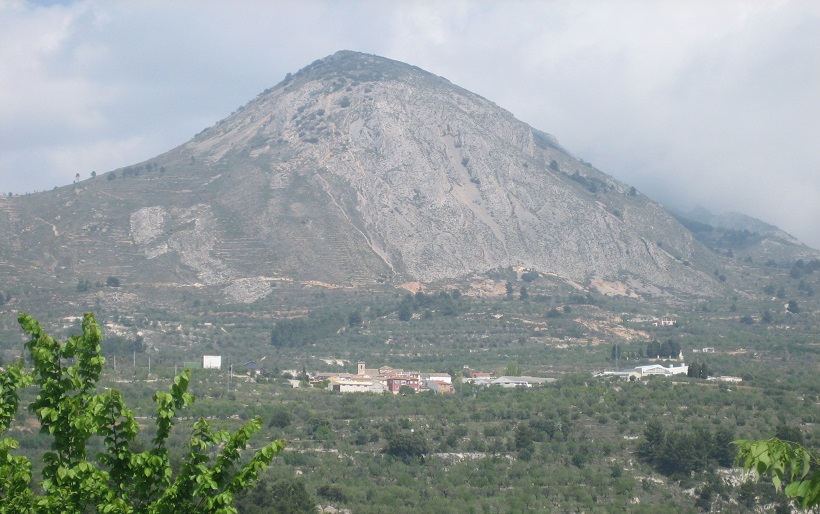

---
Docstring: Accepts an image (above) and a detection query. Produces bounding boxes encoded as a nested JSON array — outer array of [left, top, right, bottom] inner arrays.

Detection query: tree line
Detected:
[[637, 420, 735, 476]]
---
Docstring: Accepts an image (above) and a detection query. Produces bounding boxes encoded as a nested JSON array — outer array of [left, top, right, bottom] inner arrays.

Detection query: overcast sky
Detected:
[[1, 0, 818, 248]]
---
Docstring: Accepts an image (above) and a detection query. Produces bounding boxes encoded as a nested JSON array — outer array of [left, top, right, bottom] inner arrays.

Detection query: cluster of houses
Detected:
[[203, 356, 559, 393], [312, 362, 455, 394]]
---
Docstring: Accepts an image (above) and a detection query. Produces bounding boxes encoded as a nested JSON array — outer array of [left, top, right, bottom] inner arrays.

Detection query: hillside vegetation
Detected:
[[1, 265, 818, 512]]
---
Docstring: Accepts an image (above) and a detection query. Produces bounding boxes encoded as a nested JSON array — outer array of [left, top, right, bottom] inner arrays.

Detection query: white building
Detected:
[[491, 376, 533, 388], [707, 376, 742, 383], [328, 377, 387, 393], [202, 355, 222, 370], [421, 372, 452, 384], [466, 376, 556, 388], [632, 363, 688, 378]]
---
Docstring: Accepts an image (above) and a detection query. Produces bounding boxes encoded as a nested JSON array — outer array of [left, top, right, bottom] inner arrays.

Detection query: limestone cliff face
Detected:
[[1, 51, 741, 301], [178, 51, 718, 295]]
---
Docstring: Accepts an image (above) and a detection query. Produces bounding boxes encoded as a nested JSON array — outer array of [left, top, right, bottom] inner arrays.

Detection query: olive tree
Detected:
[[0, 312, 285, 513]]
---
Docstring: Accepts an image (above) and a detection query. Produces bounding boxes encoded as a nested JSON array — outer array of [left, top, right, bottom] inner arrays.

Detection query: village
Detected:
[[200, 345, 742, 394], [278, 361, 559, 393], [200, 356, 561, 393]]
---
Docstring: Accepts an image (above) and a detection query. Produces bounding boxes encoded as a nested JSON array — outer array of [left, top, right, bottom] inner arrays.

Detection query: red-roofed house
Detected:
[[386, 376, 420, 394]]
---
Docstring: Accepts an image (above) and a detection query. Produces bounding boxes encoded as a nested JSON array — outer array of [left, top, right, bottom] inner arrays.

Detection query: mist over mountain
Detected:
[[671, 206, 816, 264], [0, 51, 816, 308], [682, 207, 786, 238]]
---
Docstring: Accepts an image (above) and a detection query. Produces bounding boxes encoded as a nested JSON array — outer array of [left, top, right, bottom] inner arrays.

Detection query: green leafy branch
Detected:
[[734, 437, 820, 509], [0, 312, 285, 513]]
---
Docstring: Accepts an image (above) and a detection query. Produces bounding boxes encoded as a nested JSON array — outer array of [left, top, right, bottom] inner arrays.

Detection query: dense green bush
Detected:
[[384, 431, 429, 462]]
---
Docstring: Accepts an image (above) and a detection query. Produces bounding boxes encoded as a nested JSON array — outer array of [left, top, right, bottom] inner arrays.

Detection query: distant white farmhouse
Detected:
[[653, 316, 676, 327], [632, 364, 688, 378], [328, 376, 387, 393], [491, 376, 533, 388], [202, 355, 222, 370], [465, 375, 556, 388], [596, 363, 689, 381], [421, 372, 452, 384]]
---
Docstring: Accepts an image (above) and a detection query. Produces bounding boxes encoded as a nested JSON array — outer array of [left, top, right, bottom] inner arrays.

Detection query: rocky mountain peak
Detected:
[[171, 51, 721, 297], [1, 51, 751, 305]]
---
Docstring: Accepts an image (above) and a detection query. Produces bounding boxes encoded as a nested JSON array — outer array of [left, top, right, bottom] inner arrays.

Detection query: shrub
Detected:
[[317, 484, 348, 503], [269, 407, 292, 428], [384, 432, 428, 462], [266, 479, 316, 513]]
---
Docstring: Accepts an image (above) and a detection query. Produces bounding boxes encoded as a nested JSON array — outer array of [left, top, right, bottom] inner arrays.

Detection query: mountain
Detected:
[[674, 207, 816, 263], [1, 51, 811, 308]]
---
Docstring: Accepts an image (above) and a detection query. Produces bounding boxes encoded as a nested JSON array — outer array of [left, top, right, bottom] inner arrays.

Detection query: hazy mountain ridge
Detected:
[[674, 207, 815, 263], [0, 51, 815, 306]]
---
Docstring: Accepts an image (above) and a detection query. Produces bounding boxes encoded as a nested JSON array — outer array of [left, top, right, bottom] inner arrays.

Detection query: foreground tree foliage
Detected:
[[734, 437, 820, 509], [0, 313, 285, 513]]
